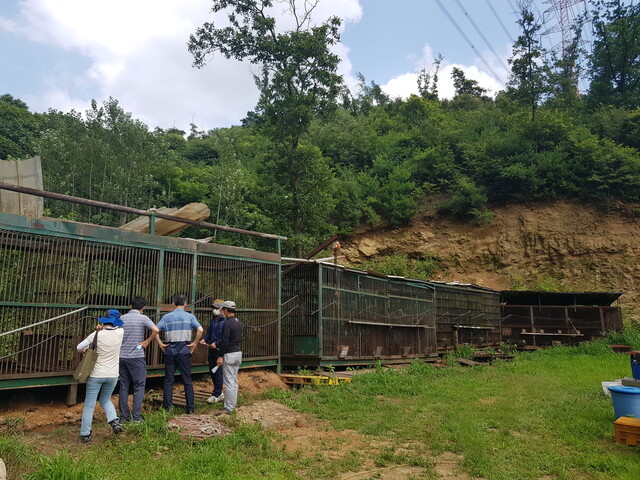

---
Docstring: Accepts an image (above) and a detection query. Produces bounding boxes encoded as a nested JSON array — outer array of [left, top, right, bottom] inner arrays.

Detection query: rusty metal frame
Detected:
[[0, 211, 281, 390]]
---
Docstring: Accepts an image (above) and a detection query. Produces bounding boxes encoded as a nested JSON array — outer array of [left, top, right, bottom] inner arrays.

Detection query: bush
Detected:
[[353, 252, 439, 279], [438, 177, 491, 223]]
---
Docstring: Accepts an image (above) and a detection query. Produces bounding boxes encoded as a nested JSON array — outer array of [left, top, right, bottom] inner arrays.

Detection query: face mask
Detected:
[[213, 309, 221, 316]]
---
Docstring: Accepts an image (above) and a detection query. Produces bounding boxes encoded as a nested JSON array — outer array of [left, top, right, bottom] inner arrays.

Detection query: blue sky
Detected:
[[0, 0, 586, 131]]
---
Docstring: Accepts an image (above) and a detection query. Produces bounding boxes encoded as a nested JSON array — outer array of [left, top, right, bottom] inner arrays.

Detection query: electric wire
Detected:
[[454, 0, 511, 74], [433, 0, 504, 84], [485, 0, 516, 42]]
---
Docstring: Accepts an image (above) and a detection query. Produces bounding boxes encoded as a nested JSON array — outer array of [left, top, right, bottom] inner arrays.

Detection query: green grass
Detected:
[[3, 330, 640, 479], [278, 339, 640, 479]]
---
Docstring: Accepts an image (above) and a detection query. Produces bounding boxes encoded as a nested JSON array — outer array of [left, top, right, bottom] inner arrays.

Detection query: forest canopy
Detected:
[[1, 0, 640, 255]]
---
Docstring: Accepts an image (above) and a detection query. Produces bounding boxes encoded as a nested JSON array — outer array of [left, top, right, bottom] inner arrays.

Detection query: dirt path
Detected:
[[0, 370, 478, 480]]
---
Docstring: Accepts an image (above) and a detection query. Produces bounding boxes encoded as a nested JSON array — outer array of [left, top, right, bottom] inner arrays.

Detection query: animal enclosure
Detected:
[[281, 261, 437, 367], [0, 211, 281, 390]]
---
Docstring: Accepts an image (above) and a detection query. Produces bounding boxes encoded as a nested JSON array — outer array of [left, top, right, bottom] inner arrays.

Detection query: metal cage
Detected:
[[281, 262, 437, 367], [0, 212, 281, 390], [428, 282, 502, 349]]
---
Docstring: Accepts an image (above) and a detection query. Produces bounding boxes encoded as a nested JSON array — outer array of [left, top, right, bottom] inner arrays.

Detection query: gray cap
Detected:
[[222, 300, 236, 310]]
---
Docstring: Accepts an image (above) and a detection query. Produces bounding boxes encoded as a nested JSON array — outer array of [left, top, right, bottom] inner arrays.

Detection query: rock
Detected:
[[357, 238, 382, 257], [0, 457, 6, 480]]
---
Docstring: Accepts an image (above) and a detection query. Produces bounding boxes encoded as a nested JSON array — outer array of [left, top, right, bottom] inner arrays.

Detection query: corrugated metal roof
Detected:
[[500, 290, 623, 306], [281, 258, 498, 292]]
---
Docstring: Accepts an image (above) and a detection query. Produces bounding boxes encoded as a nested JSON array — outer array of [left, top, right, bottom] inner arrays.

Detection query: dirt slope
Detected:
[[341, 200, 640, 322]]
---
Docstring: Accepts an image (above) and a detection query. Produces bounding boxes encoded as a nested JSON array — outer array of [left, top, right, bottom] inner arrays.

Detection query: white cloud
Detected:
[[383, 73, 420, 98], [6, 0, 363, 130], [381, 43, 508, 100]]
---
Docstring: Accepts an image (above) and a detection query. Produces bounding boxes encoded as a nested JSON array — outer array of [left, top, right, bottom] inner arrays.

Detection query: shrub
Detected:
[[354, 252, 439, 279]]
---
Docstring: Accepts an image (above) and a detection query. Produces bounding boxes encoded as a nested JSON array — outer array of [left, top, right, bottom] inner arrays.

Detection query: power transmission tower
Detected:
[[542, 0, 586, 57]]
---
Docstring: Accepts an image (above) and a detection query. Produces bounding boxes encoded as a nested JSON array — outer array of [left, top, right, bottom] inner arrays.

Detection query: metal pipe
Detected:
[[0, 306, 88, 337], [0, 182, 286, 240]]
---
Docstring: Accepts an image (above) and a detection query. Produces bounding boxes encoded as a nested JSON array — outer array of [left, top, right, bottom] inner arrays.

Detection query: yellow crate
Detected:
[[614, 417, 640, 446], [280, 374, 351, 386]]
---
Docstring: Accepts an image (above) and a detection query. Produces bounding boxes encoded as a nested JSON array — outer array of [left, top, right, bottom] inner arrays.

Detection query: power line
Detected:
[[454, 0, 511, 74], [484, 0, 516, 43], [432, 0, 504, 85]]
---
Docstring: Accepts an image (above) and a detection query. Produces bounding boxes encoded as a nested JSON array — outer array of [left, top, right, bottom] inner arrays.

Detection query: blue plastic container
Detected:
[[631, 354, 640, 380], [608, 385, 640, 418]]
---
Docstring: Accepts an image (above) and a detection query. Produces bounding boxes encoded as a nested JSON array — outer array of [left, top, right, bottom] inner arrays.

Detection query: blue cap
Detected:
[[98, 309, 123, 327]]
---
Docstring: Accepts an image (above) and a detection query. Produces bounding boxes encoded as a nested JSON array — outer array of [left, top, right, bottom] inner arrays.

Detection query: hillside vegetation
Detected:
[[1, 1, 640, 303], [342, 199, 640, 322]]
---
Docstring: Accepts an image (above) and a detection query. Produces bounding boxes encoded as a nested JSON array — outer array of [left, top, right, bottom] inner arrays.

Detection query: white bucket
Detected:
[[601, 380, 622, 397]]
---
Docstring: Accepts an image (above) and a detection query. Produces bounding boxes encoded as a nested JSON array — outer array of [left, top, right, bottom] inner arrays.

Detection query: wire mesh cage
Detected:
[[281, 262, 437, 366], [0, 212, 281, 388]]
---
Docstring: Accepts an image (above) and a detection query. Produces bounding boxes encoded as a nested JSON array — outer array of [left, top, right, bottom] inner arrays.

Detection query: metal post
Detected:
[[277, 254, 282, 374], [157, 250, 165, 307], [318, 263, 324, 360], [191, 253, 198, 306], [530, 305, 536, 347], [149, 207, 156, 235], [0, 182, 286, 241]]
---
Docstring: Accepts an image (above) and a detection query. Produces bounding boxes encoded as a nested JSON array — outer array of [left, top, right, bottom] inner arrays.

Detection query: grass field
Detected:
[[1, 330, 640, 479]]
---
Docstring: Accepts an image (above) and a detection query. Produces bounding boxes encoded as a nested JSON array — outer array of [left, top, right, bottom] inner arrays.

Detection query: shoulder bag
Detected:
[[73, 330, 99, 383]]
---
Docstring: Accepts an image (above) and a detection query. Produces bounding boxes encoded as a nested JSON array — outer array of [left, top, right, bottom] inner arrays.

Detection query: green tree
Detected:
[[256, 144, 337, 253], [0, 95, 39, 160], [587, 0, 640, 109], [417, 54, 443, 100], [437, 176, 492, 225], [344, 73, 391, 115], [451, 67, 487, 98], [188, 0, 343, 254], [36, 98, 174, 223], [545, 25, 584, 110], [506, 3, 549, 122]]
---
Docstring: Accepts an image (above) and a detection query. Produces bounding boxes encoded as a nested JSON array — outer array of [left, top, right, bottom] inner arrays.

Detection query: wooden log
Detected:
[[120, 203, 210, 235]]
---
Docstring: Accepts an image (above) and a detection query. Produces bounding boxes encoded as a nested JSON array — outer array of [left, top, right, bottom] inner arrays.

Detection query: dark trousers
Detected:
[[207, 349, 224, 397], [163, 352, 194, 411], [118, 357, 147, 421]]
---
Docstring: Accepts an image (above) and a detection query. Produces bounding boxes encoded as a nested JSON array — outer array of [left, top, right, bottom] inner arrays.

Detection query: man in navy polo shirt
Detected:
[[215, 300, 242, 415], [156, 294, 203, 414], [118, 296, 159, 423]]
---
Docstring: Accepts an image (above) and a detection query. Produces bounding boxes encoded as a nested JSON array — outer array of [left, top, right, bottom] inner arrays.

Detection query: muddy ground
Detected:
[[0, 370, 476, 480]]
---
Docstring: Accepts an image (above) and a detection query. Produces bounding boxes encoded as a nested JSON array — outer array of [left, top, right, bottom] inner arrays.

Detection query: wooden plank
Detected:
[[457, 358, 482, 367], [280, 374, 351, 386], [621, 377, 640, 388]]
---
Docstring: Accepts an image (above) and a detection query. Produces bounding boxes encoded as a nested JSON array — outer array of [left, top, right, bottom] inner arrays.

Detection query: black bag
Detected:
[[73, 331, 99, 383]]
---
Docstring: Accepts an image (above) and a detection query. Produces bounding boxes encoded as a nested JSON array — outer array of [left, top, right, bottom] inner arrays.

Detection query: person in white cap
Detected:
[[214, 300, 242, 415], [199, 298, 225, 403]]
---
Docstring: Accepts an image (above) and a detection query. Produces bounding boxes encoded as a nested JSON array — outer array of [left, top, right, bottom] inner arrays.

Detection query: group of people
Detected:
[[75, 294, 243, 444]]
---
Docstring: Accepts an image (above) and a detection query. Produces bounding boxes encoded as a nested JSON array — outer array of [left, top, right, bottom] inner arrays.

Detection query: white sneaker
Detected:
[[206, 395, 216, 404], [214, 393, 224, 403]]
